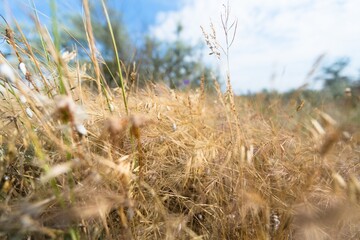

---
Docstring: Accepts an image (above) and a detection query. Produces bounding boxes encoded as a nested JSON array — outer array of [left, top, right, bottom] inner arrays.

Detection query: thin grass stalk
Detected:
[[82, 0, 102, 96], [60, 27, 113, 107], [101, 0, 129, 115], [50, 0, 67, 95], [19, 32, 51, 96], [1, 16, 40, 93], [13, 20, 45, 93], [29, 0, 51, 63], [69, 228, 80, 240], [6, 86, 66, 208]]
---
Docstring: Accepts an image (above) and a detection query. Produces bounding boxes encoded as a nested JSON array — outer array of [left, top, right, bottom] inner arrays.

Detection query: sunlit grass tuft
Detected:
[[0, 2, 359, 240]]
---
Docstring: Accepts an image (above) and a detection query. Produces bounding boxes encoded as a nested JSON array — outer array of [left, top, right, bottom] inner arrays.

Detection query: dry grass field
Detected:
[[0, 2, 359, 239]]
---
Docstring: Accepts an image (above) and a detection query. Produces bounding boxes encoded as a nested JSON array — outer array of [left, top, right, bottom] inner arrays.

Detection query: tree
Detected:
[[63, 2, 132, 87], [138, 23, 216, 90], [62, 7, 215, 90], [317, 58, 351, 98]]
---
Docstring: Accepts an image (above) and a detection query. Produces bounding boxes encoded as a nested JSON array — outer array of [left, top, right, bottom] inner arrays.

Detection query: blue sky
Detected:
[[2, 0, 360, 93], [2, 0, 180, 38]]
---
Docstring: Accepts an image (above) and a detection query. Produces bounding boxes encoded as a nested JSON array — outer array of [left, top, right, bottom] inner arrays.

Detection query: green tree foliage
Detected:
[[62, 6, 215, 90], [68, 9, 130, 61], [63, 2, 131, 87], [138, 24, 215, 90], [317, 58, 351, 98]]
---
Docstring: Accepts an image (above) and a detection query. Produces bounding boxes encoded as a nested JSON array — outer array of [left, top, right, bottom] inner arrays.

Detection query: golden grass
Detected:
[[0, 79, 359, 239], [0, 4, 359, 240]]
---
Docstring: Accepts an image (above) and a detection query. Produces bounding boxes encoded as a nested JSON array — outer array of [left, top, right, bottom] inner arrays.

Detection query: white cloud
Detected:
[[150, 0, 360, 92]]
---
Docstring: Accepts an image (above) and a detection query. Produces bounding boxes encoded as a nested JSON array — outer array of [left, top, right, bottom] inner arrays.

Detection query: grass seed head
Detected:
[[18, 62, 28, 76], [54, 95, 86, 125], [344, 87, 352, 97], [25, 107, 33, 118], [75, 123, 87, 136]]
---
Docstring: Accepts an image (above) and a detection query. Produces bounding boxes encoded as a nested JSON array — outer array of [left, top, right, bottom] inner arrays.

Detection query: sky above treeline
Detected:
[[2, 0, 360, 93]]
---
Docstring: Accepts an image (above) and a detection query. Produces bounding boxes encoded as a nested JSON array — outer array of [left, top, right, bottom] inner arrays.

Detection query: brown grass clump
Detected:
[[0, 4, 360, 240], [1, 78, 359, 239]]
